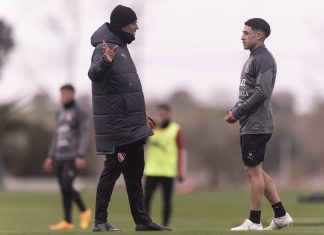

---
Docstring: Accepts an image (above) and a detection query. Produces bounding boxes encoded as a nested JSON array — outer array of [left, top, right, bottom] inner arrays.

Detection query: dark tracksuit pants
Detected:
[[94, 140, 152, 225], [144, 176, 174, 226], [55, 159, 86, 223]]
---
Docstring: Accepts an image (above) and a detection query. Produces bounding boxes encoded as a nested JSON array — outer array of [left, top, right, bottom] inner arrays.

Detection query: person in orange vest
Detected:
[[144, 104, 186, 227]]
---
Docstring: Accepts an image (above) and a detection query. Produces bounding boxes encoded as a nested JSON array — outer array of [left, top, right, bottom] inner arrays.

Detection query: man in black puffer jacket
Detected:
[[88, 5, 170, 232]]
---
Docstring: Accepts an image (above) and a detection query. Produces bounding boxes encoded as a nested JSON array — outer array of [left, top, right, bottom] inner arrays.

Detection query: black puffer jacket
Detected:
[[88, 23, 153, 155]]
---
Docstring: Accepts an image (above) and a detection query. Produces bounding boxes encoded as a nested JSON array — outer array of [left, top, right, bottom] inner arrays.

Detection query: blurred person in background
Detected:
[[88, 5, 170, 232], [43, 84, 92, 231], [144, 104, 186, 227], [225, 18, 292, 231]]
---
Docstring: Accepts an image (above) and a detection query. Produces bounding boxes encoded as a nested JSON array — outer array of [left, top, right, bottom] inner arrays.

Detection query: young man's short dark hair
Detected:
[[60, 84, 75, 92], [245, 18, 271, 38], [157, 104, 171, 112]]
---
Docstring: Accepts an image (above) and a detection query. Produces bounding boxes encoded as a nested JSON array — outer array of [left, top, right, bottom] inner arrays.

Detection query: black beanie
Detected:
[[110, 5, 137, 29]]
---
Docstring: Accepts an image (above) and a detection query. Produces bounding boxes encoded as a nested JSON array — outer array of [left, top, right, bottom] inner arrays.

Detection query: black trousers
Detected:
[[55, 159, 86, 223], [95, 141, 152, 225], [144, 176, 174, 226]]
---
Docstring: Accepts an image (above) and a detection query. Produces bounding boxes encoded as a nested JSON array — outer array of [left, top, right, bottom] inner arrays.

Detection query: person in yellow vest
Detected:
[[144, 104, 186, 227]]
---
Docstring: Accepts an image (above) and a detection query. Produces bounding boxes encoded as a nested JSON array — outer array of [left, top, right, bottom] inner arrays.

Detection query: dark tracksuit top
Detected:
[[232, 45, 277, 135], [48, 102, 89, 160]]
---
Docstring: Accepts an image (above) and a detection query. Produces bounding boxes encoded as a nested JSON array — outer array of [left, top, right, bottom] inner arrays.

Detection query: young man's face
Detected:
[[60, 89, 75, 105], [157, 108, 171, 124], [241, 25, 262, 50], [121, 21, 139, 35]]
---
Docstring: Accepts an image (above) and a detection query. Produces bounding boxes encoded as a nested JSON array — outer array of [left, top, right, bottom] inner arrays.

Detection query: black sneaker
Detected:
[[135, 222, 172, 231], [92, 222, 121, 232]]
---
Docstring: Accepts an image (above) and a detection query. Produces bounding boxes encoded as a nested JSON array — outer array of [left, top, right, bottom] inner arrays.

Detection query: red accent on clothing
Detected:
[[176, 129, 185, 179]]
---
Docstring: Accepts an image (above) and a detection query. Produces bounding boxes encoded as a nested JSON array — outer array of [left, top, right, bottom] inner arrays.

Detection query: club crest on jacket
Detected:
[[117, 153, 127, 162]]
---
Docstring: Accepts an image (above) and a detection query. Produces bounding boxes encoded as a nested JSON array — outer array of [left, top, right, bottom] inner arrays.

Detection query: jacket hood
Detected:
[[90, 23, 125, 47]]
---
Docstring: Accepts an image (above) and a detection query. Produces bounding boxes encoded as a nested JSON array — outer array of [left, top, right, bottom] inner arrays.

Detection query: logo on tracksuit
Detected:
[[117, 153, 127, 162], [247, 153, 255, 161]]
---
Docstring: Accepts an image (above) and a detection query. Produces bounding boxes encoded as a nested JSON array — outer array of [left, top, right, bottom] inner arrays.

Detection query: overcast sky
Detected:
[[0, 0, 324, 112]]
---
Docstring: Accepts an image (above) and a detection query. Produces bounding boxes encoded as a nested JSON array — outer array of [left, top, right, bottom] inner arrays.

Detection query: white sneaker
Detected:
[[264, 212, 293, 230], [230, 219, 263, 231]]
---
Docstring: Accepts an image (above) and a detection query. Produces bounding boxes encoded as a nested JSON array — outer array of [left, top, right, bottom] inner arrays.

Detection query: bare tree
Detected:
[[0, 19, 14, 80]]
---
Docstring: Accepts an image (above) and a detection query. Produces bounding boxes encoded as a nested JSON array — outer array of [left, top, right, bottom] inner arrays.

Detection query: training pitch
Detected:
[[0, 189, 324, 234]]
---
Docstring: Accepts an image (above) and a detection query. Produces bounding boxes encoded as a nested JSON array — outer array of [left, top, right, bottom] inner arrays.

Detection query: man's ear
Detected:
[[256, 31, 265, 41]]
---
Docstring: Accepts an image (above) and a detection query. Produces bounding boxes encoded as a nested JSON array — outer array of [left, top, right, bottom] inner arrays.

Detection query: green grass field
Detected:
[[0, 189, 324, 235]]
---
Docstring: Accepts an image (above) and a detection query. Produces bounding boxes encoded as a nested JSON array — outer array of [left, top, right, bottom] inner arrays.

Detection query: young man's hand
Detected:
[[43, 157, 53, 173], [146, 114, 156, 129], [103, 40, 118, 63], [225, 111, 237, 124], [75, 157, 86, 170]]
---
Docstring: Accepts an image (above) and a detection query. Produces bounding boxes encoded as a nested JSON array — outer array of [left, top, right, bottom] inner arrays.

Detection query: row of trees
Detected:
[[1, 89, 324, 189]]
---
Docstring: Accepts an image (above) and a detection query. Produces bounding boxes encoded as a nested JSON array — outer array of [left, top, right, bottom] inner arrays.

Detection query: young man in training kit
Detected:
[[225, 18, 293, 231], [43, 84, 92, 231], [88, 5, 170, 232], [144, 104, 186, 227]]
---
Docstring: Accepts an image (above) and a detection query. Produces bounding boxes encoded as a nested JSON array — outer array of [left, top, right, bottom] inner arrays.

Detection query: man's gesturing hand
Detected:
[[225, 111, 237, 124], [103, 40, 118, 63]]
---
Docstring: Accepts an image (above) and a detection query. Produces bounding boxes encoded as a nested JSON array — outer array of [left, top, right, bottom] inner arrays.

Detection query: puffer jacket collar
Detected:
[[91, 23, 126, 47]]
